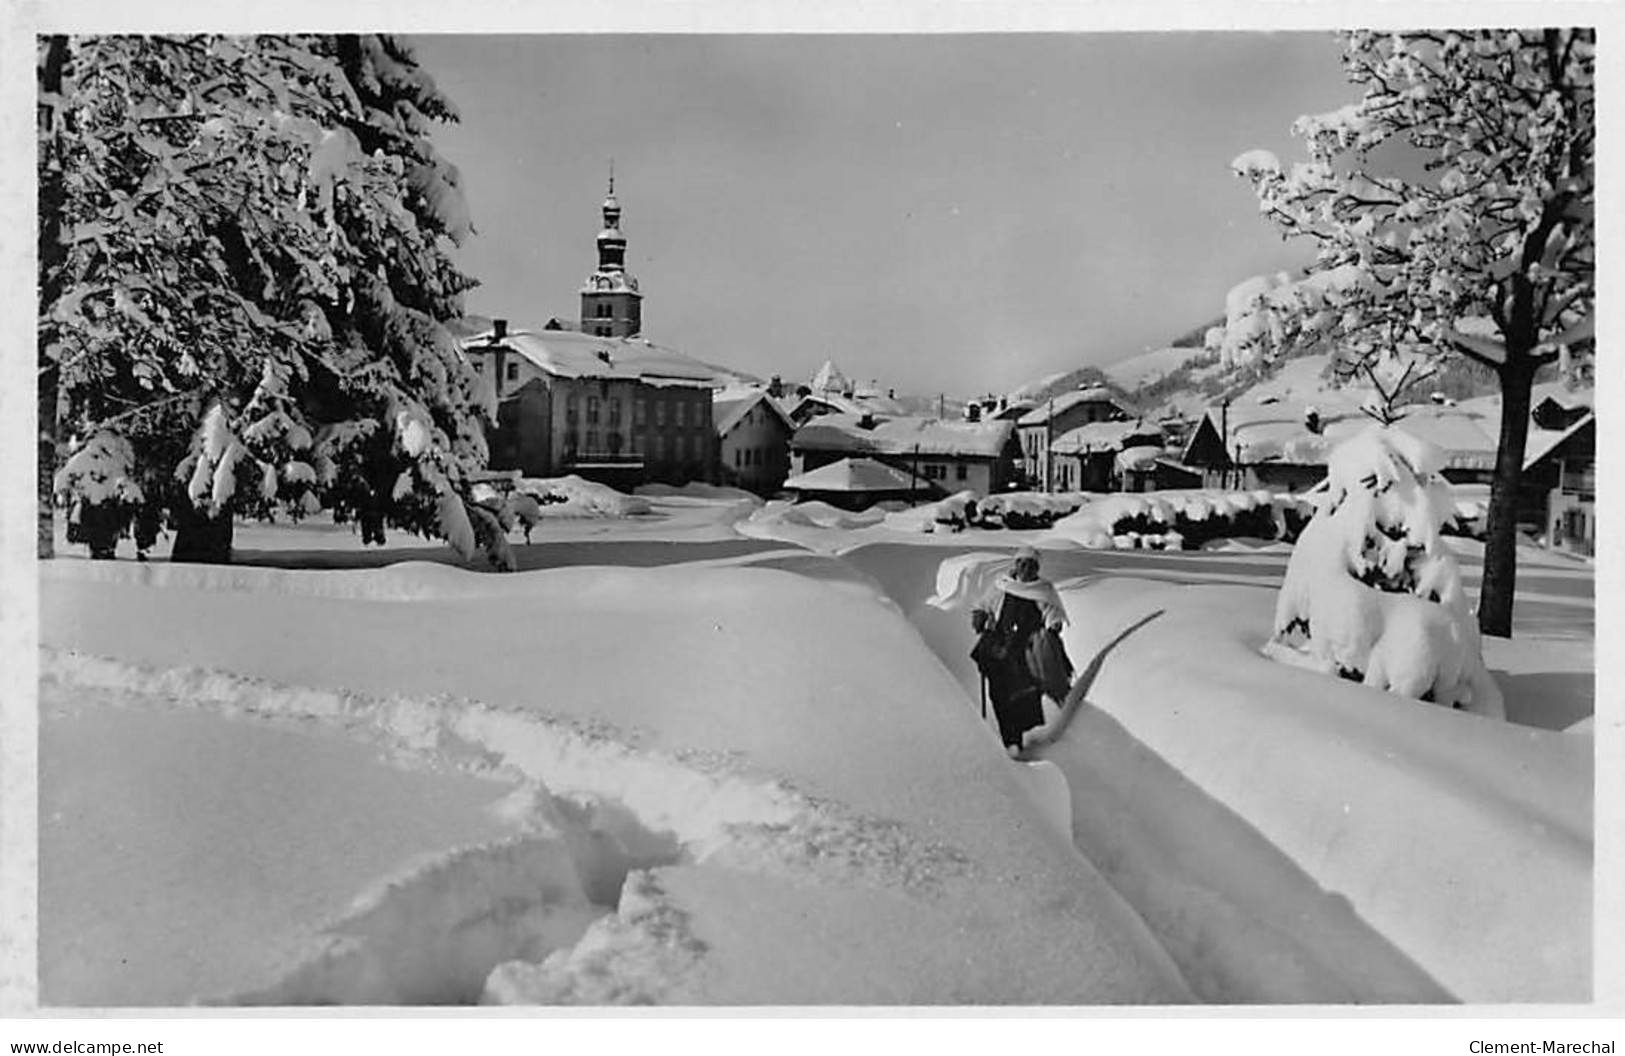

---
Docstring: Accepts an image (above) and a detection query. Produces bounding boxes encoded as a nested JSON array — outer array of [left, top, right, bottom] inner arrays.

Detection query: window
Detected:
[[656, 402, 666, 427], [675, 436, 686, 462], [505, 361, 519, 382], [735, 449, 743, 468], [923, 464, 946, 481], [564, 430, 579, 457], [608, 431, 622, 454], [676, 402, 686, 427], [653, 435, 665, 460], [631, 434, 644, 455], [635, 400, 646, 426], [608, 398, 621, 424], [565, 394, 578, 425], [587, 397, 600, 424], [586, 430, 599, 453], [596, 325, 610, 336], [956, 463, 968, 481]]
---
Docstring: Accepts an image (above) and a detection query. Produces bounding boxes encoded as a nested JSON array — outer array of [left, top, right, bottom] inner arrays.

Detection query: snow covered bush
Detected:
[[1269, 425, 1503, 717], [971, 491, 1085, 530]]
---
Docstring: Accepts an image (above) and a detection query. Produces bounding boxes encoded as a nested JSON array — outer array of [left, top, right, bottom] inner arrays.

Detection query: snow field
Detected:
[[1038, 576, 1590, 1003], [39, 560, 1193, 1005]]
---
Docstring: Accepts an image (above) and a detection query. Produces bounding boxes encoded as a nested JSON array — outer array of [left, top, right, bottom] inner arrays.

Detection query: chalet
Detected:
[[713, 387, 795, 496], [1518, 390, 1595, 554], [1049, 419, 1165, 493], [1015, 387, 1135, 491], [461, 322, 723, 489], [781, 457, 936, 511], [789, 412, 1020, 496]]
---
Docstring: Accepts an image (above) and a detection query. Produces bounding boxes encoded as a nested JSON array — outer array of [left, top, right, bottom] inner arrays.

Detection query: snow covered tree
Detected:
[[1270, 425, 1504, 718], [39, 34, 497, 564], [1226, 29, 1594, 637]]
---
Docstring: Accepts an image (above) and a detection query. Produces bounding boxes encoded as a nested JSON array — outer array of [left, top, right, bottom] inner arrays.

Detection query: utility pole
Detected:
[[1044, 396, 1054, 493]]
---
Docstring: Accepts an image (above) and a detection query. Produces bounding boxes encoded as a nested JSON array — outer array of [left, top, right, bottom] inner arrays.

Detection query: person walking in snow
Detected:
[[969, 546, 1073, 755]]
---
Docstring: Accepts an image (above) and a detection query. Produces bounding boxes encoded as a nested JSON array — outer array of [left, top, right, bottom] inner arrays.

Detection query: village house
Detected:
[[713, 386, 795, 496], [1048, 419, 1166, 493], [1014, 386, 1136, 491], [789, 412, 1020, 497], [780, 457, 936, 511]]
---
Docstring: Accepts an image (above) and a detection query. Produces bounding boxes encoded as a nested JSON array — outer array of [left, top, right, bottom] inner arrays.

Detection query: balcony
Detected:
[[563, 452, 646, 470]]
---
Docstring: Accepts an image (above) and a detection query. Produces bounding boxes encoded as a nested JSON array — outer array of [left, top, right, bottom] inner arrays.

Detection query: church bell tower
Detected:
[[579, 168, 643, 337]]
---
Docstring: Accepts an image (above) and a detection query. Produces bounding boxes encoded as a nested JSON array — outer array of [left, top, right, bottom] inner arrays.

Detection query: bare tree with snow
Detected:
[[1224, 29, 1594, 637]]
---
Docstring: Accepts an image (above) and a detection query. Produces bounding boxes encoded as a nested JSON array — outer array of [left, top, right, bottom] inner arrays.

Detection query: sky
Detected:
[[409, 33, 1360, 398]]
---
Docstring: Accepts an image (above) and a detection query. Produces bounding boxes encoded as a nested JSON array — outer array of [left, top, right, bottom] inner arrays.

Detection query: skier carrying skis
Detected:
[[969, 546, 1073, 755]]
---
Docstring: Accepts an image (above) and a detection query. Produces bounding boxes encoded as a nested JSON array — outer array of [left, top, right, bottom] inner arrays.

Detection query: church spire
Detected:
[[580, 169, 642, 337]]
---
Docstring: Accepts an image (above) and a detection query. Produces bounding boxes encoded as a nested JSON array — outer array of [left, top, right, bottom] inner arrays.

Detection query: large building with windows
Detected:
[[461, 181, 721, 487]]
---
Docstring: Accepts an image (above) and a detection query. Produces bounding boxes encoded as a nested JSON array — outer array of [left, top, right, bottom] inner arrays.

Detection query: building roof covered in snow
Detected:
[[461, 327, 724, 387], [782, 456, 930, 494], [1050, 419, 1165, 456], [1523, 412, 1595, 470], [790, 413, 1014, 459], [1208, 397, 1500, 470], [1015, 387, 1132, 426], [810, 359, 852, 395], [713, 388, 794, 437]]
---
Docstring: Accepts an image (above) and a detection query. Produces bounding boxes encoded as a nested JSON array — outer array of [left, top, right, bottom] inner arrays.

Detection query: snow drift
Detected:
[[1041, 576, 1589, 1003], [39, 559, 1193, 1006]]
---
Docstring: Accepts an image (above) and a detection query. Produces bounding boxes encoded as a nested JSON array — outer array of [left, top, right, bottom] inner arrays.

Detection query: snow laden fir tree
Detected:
[[1269, 424, 1503, 719], [38, 35, 503, 565]]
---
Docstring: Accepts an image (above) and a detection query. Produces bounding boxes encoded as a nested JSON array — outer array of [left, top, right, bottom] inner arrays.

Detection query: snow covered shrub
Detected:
[[1269, 425, 1503, 717]]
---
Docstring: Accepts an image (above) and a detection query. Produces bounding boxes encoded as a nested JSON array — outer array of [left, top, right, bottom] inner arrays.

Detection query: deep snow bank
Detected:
[[40, 560, 1192, 1005], [1041, 577, 1591, 1003]]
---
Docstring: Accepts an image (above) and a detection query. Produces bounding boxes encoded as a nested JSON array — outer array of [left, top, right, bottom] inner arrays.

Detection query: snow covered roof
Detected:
[[1214, 398, 1500, 470], [809, 359, 852, 395], [791, 413, 1014, 459], [1114, 446, 1164, 472], [1050, 419, 1164, 455], [462, 328, 721, 387], [782, 457, 929, 493], [712, 389, 794, 437], [1523, 413, 1595, 470], [1015, 387, 1130, 426], [792, 389, 907, 418]]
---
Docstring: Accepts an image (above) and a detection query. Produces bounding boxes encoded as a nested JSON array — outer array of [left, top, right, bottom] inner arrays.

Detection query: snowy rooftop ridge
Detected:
[[782, 457, 930, 494], [1050, 419, 1164, 455], [712, 388, 793, 437], [1015, 387, 1130, 426], [791, 413, 1014, 459], [461, 328, 724, 387]]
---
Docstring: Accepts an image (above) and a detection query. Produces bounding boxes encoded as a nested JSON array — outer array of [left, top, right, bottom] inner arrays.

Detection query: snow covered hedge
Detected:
[[1040, 490, 1315, 551]]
